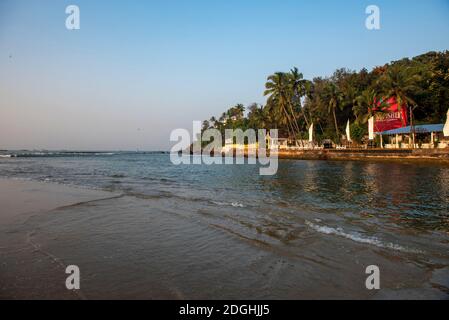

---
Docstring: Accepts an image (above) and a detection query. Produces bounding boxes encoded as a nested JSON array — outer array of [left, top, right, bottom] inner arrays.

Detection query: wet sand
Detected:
[[1, 178, 448, 300], [0, 178, 117, 225], [0, 179, 119, 299]]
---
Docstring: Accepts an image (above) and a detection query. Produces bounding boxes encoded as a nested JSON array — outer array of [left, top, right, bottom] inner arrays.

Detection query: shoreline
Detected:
[[197, 148, 449, 164], [0, 178, 117, 226], [275, 148, 449, 163]]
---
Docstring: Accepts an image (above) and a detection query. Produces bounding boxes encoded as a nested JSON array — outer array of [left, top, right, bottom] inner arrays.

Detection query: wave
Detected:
[[4, 151, 117, 158], [120, 190, 246, 209], [0, 155, 11, 158], [305, 220, 423, 253], [211, 201, 246, 208], [1, 151, 169, 158], [7, 176, 108, 193]]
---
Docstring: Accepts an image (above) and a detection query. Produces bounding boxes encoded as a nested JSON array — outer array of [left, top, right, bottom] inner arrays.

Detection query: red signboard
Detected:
[[373, 97, 408, 133]]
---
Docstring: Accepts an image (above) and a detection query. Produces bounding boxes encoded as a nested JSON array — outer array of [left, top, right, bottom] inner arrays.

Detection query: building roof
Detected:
[[379, 124, 444, 135]]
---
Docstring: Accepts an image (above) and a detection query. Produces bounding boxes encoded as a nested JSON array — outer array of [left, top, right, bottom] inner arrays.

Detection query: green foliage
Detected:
[[350, 123, 366, 143], [203, 51, 449, 143]]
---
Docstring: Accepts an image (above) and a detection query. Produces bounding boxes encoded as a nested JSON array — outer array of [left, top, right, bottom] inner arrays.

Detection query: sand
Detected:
[[0, 178, 116, 225], [1, 178, 448, 299], [0, 178, 119, 299]]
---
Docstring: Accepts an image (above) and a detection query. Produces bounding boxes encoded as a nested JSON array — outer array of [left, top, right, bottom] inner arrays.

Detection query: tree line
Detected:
[[202, 51, 449, 144]]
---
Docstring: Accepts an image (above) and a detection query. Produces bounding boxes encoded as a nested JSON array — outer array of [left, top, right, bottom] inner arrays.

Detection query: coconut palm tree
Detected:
[[247, 103, 266, 130], [209, 116, 218, 128], [201, 120, 210, 132], [234, 104, 245, 120], [353, 89, 391, 125], [353, 89, 377, 124], [264, 72, 299, 140], [325, 82, 344, 141], [289, 67, 311, 129], [226, 104, 245, 121], [218, 112, 227, 124], [378, 65, 421, 111]]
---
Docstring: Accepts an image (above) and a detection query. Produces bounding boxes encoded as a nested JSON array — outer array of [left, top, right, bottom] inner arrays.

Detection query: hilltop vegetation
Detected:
[[202, 51, 449, 144]]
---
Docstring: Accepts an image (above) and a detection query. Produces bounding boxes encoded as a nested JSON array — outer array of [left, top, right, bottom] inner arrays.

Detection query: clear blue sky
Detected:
[[1, 0, 448, 150]]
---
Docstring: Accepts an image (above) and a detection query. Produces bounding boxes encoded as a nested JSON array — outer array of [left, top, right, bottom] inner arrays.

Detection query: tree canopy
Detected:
[[202, 51, 449, 144]]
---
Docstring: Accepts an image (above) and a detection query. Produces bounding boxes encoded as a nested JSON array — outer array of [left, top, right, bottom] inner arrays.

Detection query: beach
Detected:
[[1, 153, 449, 299], [1, 0, 449, 309], [0, 178, 119, 299], [0, 178, 117, 225]]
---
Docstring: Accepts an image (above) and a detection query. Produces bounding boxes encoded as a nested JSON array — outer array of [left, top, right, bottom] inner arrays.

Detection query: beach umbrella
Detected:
[[444, 108, 449, 137], [368, 117, 375, 140], [346, 120, 352, 142], [309, 123, 314, 143]]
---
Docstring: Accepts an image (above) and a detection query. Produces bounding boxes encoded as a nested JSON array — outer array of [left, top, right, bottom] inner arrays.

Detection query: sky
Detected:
[[0, 0, 448, 151]]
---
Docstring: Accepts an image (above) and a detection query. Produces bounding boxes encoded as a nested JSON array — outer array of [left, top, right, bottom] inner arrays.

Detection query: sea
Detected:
[[0, 151, 448, 299]]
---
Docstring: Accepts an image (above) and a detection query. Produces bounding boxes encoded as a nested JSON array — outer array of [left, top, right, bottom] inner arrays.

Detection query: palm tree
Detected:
[[378, 65, 422, 148], [201, 120, 210, 132], [219, 112, 227, 124], [353, 89, 391, 125], [289, 67, 311, 129], [247, 103, 267, 130], [378, 65, 421, 111], [209, 116, 218, 128], [264, 72, 299, 140], [234, 104, 245, 120], [353, 89, 377, 124], [325, 83, 344, 142], [226, 104, 245, 121]]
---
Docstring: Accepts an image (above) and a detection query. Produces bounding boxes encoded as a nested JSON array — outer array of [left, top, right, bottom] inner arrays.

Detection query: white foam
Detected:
[[212, 201, 246, 208], [305, 220, 422, 253], [231, 202, 245, 208]]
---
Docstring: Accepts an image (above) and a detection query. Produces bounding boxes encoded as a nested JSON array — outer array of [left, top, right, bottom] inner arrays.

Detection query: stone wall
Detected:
[[276, 148, 449, 162]]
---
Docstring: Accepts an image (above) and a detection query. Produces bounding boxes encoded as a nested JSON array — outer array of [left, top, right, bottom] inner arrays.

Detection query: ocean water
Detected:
[[1, 151, 449, 299]]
